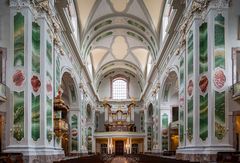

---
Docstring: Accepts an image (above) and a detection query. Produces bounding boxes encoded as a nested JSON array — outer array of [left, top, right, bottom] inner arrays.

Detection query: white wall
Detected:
[[97, 71, 142, 99]]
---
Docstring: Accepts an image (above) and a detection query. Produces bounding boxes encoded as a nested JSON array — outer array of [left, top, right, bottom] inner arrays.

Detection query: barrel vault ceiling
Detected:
[[74, 0, 165, 89]]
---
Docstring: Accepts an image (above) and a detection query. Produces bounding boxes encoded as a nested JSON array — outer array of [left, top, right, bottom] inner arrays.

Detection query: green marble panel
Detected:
[[162, 136, 168, 151], [46, 96, 53, 142], [200, 94, 208, 141], [32, 94, 40, 141], [215, 91, 226, 140], [199, 23, 208, 74], [47, 40, 52, 64], [71, 115, 78, 151], [14, 13, 24, 66], [214, 14, 225, 69], [32, 22, 40, 73], [187, 98, 193, 142], [180, 57, 184, 143], [180, 110, 184, 142], [187, 31, 193, 76], [55, 56, 60, 95], [72, 115, 78, 129], [13, 91, 24, 141], [199, 22, 208, 141], [162, 113, 168, 129], [47, 71, 52, 80], [180, 58, 184, 90]]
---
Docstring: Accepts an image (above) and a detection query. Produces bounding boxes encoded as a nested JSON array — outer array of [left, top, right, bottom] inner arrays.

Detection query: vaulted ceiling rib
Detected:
[[75, 0, 165, 89]]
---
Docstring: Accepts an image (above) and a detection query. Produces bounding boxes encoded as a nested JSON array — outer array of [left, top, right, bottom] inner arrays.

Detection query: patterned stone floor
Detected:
[[110, 156, 132, 163]]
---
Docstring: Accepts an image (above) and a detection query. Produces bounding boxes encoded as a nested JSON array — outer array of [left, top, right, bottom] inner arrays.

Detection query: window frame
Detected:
[[110, 75, 130, 99], [0, 48, 6, 84], [232, 47, 240, 84]]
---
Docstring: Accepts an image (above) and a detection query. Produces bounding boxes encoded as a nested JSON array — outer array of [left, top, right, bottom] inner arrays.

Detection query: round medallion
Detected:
[[13, 70, 25, 86], [214, 69, 226, 89], [199, 75, 208, 93], [31, 75, 41, 92]]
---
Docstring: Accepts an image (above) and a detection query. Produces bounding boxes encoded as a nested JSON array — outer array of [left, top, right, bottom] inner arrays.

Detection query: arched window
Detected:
[[112, 78, 128, 99]]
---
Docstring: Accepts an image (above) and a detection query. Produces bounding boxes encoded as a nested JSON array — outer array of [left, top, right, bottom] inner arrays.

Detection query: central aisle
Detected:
[[110, 156, 134, 163]]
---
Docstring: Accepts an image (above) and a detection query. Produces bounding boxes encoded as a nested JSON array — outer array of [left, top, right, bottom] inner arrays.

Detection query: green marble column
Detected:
[[13, 12, 25, 141], [214, 14, 226, 140], [187, 30, 193, 142], [31, 22, 41, 141], [199, 23, 208, 141], [71, 114, 78, 151]]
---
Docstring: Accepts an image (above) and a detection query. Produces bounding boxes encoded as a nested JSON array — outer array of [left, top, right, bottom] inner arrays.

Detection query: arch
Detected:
[[60, 71, 79, 107], [159, 68, 180, 152], [160, 69, 179, 103]]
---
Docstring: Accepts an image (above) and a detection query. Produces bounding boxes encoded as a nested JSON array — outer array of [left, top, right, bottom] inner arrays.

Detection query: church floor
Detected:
[[106, 155, 199, 163], [52, 154, 200, 163], [110, 156, 132, 163]]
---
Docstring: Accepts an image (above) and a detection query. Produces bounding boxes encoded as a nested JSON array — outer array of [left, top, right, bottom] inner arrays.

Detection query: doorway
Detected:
[[115, 141, 124, 155], [0, 114, 5, 153], [234, 115, 240, 151], [132, 144, 138, 154]]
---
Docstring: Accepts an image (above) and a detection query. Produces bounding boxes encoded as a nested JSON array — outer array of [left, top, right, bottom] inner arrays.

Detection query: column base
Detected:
[[80, 148, 88, 154], [176, 145, 235, 162], [4, 146, 64, 163], [152, 148, 161, 153]]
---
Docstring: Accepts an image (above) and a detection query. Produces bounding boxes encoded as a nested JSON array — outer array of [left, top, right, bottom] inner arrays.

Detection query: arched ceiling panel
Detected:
[[143, 0, 164, 30], [112, 36, 128, 59], [126, 0, 149, 24], [110, 0, 129, 12], [76, 0, 96, 30], [90, 0, 113, 25], [91, 48, 108, 71], [132, 48, 148, 71]]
